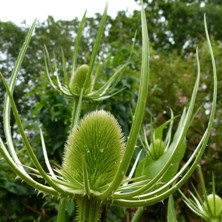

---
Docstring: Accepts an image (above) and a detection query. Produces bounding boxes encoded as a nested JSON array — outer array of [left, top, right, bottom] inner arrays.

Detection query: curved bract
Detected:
[[0, 1, 217, 222]]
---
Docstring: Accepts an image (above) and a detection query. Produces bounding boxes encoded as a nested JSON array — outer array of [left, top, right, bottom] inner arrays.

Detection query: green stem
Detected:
[[131, 207, 144, 222], [70, 90, 84, 129], [70, 98, 77, 129], [57, 199, 68, 222], [76, 196, 102, 222]]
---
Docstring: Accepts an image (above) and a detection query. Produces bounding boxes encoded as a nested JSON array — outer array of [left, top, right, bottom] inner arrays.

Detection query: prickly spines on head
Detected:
[[62, 110, 125, 192]]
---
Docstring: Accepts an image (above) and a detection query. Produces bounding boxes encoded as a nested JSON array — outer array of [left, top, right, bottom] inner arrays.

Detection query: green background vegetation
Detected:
[[1, 0, 222, 221]]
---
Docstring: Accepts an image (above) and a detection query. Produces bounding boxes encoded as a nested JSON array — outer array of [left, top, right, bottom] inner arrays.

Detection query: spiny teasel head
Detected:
[[69, 64, 93, 95], [61, 110, 125, 193]]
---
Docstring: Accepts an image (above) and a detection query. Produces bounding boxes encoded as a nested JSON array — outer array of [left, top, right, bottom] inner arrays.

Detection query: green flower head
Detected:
[[69, 64, 93, 95], [61, 110, 125, 193]]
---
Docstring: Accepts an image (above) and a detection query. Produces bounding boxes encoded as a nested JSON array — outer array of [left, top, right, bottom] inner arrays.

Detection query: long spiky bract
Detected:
[[98, 0, 150, 200], [3, 20, 36, 173], [0, 21, 59, 197], [0, 72, 69, 196], [71, 10, 87, 76], [85, 3, 107, 88]]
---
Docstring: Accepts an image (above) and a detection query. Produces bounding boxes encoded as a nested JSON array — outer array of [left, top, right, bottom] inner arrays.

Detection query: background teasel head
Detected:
[[44, 5, 128, 101], [68, 64, 93, 95]]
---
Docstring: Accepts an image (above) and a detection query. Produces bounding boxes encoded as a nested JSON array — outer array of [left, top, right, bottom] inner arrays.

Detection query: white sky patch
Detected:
[[0, 0, 140, 25]]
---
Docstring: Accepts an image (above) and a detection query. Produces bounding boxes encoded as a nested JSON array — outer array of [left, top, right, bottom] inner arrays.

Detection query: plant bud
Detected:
[[69, 64, 92, 95], [203, 194, 222, 217], [149, 139, 165, 160], [62, 110, 125, 192]]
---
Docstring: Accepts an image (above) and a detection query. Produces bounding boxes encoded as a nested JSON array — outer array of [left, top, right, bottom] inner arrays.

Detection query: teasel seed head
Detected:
[[61, 110, 125, 193]]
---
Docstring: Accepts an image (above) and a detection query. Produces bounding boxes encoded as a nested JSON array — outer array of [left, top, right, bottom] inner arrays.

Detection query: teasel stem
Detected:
[[70, 89, 84, 129], [131, 207, 144, 222], [76, 196, 102, 222], [57, 199, 68, 222]]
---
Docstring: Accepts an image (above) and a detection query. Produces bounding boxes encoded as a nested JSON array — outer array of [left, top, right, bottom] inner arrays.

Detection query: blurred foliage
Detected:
[[1, 1, 222, 221]]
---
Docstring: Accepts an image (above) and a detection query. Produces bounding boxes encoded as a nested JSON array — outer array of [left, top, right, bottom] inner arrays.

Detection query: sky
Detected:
[[1, 0, 140, 25]]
